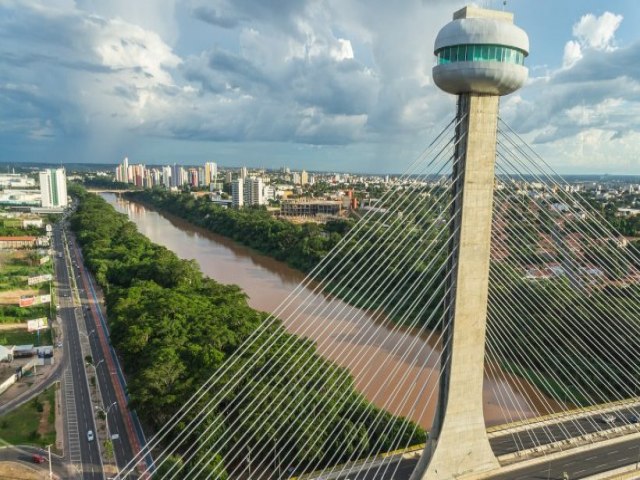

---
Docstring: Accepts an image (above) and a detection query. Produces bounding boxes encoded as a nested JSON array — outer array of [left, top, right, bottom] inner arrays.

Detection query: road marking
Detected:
[[63, 369, 82, 467]]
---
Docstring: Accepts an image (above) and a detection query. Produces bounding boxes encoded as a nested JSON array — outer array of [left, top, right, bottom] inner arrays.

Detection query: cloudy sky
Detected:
[[1, 0, 639, 174]]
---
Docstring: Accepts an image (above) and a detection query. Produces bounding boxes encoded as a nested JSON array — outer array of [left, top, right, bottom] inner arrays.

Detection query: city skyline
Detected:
[[1, 1, 640, 174]]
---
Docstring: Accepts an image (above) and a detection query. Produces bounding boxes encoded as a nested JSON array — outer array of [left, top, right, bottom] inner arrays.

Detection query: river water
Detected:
[[102, 193, 557, 429]]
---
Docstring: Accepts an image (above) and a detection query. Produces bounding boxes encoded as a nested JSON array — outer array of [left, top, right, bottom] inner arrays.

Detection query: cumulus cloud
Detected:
[[562, 40, 582, 69], [1, 0, 637, 173], [572, 12, 623, 51]]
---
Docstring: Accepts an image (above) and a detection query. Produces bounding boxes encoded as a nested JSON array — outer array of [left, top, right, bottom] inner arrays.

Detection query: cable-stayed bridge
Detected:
[[111, 5, 639, 480]]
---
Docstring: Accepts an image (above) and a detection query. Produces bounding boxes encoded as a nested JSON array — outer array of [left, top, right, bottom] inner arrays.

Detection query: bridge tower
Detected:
[[411, 6, 529, 479]]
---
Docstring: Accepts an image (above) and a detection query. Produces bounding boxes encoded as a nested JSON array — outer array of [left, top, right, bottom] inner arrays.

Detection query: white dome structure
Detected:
[[432, 6, 529, 96]]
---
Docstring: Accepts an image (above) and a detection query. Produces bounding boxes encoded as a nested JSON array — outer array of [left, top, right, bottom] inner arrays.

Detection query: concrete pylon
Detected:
[[411, 6, 529, 479]]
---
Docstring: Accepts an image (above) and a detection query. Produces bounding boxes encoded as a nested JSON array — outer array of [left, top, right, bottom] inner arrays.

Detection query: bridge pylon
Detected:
[[410, 6, 529, 479]]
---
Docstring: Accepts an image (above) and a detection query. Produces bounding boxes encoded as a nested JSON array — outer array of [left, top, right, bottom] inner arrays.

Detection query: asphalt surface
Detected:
[[490, 406, 640, 456], [338, 435, 640, 479], [53, 224, 104, 479], [0, 444, 71, 478], [64, 229, 145, 477]]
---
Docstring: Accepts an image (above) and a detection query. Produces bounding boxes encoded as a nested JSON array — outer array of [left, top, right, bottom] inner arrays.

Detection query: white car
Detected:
[[87, 430, 94, 442]]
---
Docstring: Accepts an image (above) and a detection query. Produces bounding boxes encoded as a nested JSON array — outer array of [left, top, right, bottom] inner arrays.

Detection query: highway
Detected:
[[53, 223, 104, 479], [336, 438, 640, 479], [490, 406, 640, 455], [64, 229, 145, 476]]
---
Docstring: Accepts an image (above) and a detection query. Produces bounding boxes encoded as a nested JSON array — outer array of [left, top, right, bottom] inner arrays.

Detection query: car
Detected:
[[629, 415, 639, 424], [600, 414, 616, 424], [31, 454, 46, 464], [87, 430, 94, 442]]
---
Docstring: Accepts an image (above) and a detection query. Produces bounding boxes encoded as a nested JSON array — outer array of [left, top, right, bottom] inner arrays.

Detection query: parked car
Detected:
[[31, 454, 46, 464], [629, 415, 639, 424], [87, 430, 94, 442]]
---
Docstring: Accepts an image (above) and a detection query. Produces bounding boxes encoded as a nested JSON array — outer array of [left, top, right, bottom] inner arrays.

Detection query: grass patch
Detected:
[[0, 304, 50, 324], [0, 329, 52, 347], [0, 254, 52, 293], [0, 385, 56, 447]]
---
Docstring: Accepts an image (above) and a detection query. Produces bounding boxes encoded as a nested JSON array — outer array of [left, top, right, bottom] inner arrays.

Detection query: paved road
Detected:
[[491, 406, 640, 456], [54, 224, 104, 480], [338, 437, 640, 479], [64, 230, 146, 477], [63, 205, 153, 478], [490, 436, 640, 479], [0, 444, 71, 479]]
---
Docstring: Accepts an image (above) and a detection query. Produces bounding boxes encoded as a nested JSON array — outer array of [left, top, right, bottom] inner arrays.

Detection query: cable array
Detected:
[[115, 117, 467, 479], [481, 119, 640, 457], [112, 113, 639, 480]]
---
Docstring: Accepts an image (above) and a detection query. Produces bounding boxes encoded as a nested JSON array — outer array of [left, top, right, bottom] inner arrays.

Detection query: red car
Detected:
[[31, 454, 46, 464]]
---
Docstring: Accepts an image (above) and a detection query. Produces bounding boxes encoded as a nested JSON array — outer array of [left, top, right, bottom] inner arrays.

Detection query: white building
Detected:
[[263, 185, 276, 202], [39, 168, 67, 208], [243, 177, 265, 206], [0, 174, 36, 189], [162, 166, 172, 187], [232, 179, 244, 208], [205, 162, 218, 186]]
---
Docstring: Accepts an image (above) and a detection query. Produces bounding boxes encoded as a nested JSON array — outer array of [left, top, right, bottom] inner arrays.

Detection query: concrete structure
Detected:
[[0, 174, 36, 189], [281, 200, 343, 217], [231, 178, 244, 208], [243, 177, 265, 206], [0, 345, 14, 362], [411, 6, 528, 480], [204, 162, 218, 186], [0, 236, 37, 249], [39, 168, 68, 208]]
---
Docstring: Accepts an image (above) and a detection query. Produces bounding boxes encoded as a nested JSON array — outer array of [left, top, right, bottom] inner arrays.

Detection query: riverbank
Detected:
[[105, 192, 560, 428], [72, 187, 426, 477]]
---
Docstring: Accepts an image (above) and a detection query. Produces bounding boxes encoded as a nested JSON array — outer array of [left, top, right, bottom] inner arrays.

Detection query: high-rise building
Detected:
[[231, 179, 244, 208], [205, 162, 218, 186], [171, 164, 187, 188], [240, 166, 248, 180], [188, 168, 199, 187], [115, 157, 130, 183], [39, 168, 68, 208], [162, 166, 172, 187], [301, 170, 309, 185], [292, 172, 301, 185], [225, 172, 233, 184], [243, 177, 264, 206]]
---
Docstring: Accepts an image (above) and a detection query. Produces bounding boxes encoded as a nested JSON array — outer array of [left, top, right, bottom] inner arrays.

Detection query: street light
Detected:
[[47, 444, 53, 480], [86, 359, 104, 389], [95, 402, 118, 473], [79, 329, 96, 341], [95, 401, 118, 437]]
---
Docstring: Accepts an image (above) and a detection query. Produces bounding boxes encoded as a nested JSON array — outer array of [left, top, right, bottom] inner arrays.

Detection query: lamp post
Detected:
[[47, 444, 53, 480], [95, 401, 117, 439], [79, 329, 95, 341], [86, 358, 103, 373]]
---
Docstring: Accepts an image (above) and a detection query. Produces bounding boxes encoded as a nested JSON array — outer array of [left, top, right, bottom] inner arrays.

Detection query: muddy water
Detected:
[[102, 193, 557, 428]]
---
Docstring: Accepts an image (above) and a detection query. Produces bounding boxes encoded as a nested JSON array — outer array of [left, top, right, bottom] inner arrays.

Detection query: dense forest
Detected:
[[127, 188, 451, 329], [69, 186, 425, 478], [127, 188, 640, 409]]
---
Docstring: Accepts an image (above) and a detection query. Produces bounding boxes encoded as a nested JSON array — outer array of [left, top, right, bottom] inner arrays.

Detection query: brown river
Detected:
[[102, 192, 558, 429]]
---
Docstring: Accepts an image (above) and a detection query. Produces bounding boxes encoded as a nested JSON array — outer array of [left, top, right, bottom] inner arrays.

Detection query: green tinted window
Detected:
[[436, 44, 526, 66]]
